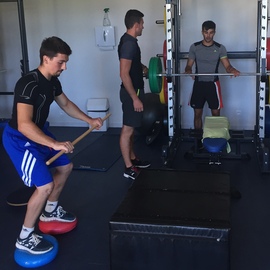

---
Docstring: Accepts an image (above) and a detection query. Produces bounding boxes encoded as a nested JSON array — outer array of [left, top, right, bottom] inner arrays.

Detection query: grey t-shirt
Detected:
[[189, 41, 227, 82]]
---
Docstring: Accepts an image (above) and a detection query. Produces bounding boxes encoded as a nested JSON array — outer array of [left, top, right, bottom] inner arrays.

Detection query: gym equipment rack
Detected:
[[0, 0, 29, 128], [160, 0, 270, 172], [0, 0, 29, 96], [255, 0, 270, 173]]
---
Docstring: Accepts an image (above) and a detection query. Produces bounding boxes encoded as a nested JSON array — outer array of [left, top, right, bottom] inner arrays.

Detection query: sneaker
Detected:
[[40, 205, 76, 222], [16, 232, 53, 254], [123, 165, 140, 180], [131, 158, 151, 168]]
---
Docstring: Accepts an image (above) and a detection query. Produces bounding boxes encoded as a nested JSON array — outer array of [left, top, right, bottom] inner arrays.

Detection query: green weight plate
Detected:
[[149, 57, 162, 93]]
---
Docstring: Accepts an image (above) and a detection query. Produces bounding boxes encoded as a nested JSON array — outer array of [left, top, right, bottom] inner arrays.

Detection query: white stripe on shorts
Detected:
[[21, 150, 36, 187]]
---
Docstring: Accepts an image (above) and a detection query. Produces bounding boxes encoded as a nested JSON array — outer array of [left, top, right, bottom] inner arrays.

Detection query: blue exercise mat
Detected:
[[72, 134, 121, 171]]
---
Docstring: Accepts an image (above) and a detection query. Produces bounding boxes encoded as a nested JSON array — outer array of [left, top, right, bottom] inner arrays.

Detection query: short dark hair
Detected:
[[39, 36, 72, 64], [124, 9, 144, 29], [202, 20, 216, 31]]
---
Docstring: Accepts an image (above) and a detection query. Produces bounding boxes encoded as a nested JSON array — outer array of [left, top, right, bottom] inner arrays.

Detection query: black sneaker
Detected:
[[40, 205, 76, 222], [16, 232, 53, 254], [131, 158, 151, 168], [123, 165, 140, 180]]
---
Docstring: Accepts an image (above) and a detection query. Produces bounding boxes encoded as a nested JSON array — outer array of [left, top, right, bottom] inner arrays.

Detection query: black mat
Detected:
[[110, 169, 231, 270], [72, 134, 121, 171], [7, 186, 36, 206]]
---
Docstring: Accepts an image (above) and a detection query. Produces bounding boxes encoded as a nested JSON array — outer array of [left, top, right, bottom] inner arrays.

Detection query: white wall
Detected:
[[0, 0, 260, 130]]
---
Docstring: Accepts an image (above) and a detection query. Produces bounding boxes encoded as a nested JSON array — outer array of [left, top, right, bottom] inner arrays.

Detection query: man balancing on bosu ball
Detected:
[[2, 36, 103, 254]]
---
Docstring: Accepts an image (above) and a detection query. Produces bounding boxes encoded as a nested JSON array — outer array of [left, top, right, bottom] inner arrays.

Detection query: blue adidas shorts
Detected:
[[2, 124, 71, 187]]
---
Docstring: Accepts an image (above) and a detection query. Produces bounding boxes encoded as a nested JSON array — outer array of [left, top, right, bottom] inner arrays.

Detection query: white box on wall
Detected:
[[95, 26, 115, 50]]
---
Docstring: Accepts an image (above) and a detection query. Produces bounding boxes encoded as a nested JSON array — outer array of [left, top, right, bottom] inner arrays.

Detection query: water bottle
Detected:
[[103, 8, 111, 26]]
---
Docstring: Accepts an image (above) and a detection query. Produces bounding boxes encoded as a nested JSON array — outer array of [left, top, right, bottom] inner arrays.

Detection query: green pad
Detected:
[[149, 57, 162, 93]]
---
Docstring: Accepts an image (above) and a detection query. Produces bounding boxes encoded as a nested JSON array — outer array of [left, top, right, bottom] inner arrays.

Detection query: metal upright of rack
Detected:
[[256, 0, 270, 173], [0, 0, 29, 97]]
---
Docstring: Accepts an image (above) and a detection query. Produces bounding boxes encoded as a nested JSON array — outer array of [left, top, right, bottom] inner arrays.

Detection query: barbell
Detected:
[[157, 72, 264, 77], [148, 56, 269, 94]]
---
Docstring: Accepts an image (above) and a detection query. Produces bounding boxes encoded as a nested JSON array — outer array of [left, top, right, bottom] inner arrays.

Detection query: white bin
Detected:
[[87, 98, 109, 132]]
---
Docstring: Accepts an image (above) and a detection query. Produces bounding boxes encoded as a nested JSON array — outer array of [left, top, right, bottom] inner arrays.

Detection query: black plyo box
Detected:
[[110, 169, 231, 270]]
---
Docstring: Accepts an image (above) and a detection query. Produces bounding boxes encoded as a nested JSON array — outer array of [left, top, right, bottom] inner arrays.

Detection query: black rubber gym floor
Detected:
[[0, 127, 269, 270]]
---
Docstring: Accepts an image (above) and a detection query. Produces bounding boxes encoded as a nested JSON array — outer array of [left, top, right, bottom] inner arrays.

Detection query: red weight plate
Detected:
[[163, 77, 168, 104], [163, 40, 167, 70], [267, 38, 270, 71]]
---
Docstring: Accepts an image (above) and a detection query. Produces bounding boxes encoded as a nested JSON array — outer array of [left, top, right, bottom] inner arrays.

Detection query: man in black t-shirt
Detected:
[[118, 9, 150, 180], [2, 36, 102, 254]]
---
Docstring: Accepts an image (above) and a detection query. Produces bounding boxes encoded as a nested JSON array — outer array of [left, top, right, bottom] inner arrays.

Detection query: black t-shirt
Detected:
[[9, 69, 63, 130], [118, 33, 144, 90]]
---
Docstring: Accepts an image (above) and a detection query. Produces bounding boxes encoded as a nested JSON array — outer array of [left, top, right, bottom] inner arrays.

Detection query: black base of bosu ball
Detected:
[[110, 169, 231, 270]]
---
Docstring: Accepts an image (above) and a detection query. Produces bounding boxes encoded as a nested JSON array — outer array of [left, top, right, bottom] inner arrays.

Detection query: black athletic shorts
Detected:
[[189, 80, 223, 110], [120, 87, 145, 127]]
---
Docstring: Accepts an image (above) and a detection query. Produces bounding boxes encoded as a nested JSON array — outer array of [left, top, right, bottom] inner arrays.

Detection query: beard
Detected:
[[54, 70, 63, 77]]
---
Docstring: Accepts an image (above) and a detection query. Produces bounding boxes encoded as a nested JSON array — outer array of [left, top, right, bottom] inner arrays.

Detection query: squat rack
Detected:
[[255, 0, 270, 173], [0, 0, 29, 96], [161, 0, 270, 172]]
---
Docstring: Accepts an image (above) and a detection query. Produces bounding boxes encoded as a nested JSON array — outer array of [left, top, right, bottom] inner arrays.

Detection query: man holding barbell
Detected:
[[2, 36, 103, 254], [185, 20, 240, 148]]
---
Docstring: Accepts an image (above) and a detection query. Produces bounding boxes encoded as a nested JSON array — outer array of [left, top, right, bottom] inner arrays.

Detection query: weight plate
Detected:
[[163, 76, 168, 104], [265, 75, 270, 104], [267, 38, 270, 71], [149, 57, 162, 93], [163, 40, 167, 70], [159, 77, 165, 104], [164, 6, 166, 35]]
